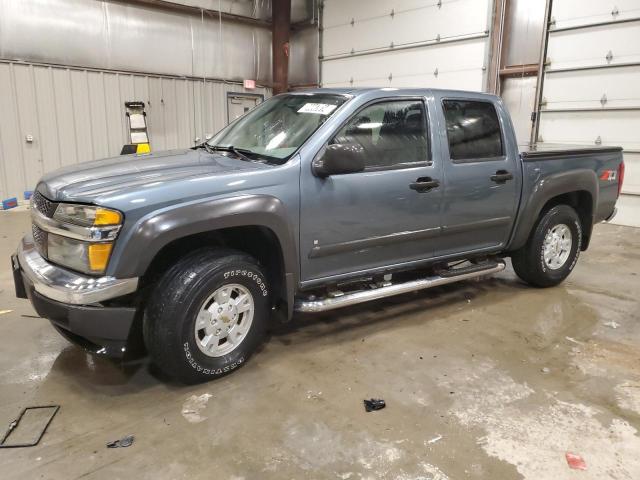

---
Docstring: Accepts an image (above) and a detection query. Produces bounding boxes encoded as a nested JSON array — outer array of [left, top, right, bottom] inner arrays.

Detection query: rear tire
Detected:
[[143, 248, 269, 384], [511, 205, 582, 287]]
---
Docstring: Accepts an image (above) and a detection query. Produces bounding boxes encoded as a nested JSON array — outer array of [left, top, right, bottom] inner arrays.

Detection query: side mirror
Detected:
[[312, 143, 366, 178]]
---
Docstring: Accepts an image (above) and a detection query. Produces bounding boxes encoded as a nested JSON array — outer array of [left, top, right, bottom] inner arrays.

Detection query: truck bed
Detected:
[[520, 143, 623, 160]]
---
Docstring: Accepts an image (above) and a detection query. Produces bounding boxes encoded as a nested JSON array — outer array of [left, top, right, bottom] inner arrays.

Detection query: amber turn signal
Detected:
[[88, 243, 113, 272], [94, 208, 122, 226]]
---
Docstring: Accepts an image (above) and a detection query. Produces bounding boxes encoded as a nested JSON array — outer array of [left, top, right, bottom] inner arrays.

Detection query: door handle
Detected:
[[490, 170, 513, 183], [409, 177, 440, 192]]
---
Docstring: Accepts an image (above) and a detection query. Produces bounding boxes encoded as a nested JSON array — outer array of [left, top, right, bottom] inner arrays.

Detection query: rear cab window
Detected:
[[442, 99, 504, 162]]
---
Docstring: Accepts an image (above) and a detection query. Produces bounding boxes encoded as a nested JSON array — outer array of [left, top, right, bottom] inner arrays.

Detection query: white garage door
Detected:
[[537, 0, 640, 225], [320, 0, 493, 91]]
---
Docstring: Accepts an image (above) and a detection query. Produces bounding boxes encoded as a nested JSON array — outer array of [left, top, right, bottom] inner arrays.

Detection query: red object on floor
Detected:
[[565, 452, 587, 470]]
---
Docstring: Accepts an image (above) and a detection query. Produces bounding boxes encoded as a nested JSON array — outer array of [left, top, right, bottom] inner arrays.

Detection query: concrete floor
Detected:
[[0, 209, 639, 480]]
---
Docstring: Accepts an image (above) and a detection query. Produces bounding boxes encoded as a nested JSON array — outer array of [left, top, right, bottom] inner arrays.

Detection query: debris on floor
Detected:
[[106, 435, 134, 448], [0, 310, 13, 316], [363, 398, 386, 412], [0, 405, 60, 448], [426, 434, 443, 445], [565, 452, 587, 470], [306, 390, 323, 400], [181, 393, 213, 423], [541, 367, 550, 374], [604, 321, 620, 329]]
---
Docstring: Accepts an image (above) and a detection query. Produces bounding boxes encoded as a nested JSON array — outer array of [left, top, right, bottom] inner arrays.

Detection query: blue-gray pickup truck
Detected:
[[12, 88, 624, 383]]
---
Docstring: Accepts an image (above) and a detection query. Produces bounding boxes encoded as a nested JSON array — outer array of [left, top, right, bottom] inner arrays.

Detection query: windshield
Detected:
[[207, 94, 348, 162]]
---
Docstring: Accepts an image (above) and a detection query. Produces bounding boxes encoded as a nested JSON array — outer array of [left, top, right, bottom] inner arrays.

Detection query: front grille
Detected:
[[32, 224, 48, 259], [32, 191, 57, 217]]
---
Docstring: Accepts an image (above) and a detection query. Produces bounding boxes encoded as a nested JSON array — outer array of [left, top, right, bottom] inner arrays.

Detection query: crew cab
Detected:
[[12, 88, 624, 383]]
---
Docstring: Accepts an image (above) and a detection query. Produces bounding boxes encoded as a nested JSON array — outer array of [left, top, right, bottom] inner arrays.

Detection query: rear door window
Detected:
[[442, 100, 503, 161]]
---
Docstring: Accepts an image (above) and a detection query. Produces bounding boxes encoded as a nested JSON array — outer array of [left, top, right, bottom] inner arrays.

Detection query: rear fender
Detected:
[[508, 169, 598, 251]]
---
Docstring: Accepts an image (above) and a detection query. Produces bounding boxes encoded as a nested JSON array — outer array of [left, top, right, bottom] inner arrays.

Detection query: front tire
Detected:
[[511, 205, 582, 287], [144, 248, 269, 384]]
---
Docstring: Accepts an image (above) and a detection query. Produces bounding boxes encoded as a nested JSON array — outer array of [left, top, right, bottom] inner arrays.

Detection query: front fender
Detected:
[[508, 168, 598, 251], [108, 194, 298, 283]]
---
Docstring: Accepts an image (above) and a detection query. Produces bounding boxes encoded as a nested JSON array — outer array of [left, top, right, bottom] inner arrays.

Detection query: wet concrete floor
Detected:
[[0, 209, 639, 479]]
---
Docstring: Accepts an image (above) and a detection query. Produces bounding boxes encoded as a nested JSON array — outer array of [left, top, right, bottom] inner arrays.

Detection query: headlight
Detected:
[[47, 234, 113, 275], [53, 204, 122, 227], [43, 204, 123, 275]]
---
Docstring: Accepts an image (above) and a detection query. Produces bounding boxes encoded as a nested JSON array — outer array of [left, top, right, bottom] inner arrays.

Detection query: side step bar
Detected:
[[295, 260, 506, 313]]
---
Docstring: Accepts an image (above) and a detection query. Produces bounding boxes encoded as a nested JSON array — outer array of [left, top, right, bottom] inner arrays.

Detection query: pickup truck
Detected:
[[12, 88, 624, 383]]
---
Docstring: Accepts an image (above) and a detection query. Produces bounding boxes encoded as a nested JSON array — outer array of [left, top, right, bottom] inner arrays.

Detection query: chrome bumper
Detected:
[[15, 235, 139, 305]]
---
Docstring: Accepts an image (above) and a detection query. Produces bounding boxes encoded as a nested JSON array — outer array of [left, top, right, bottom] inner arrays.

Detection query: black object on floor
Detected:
[[363, 398, 386, 412], [107, 435, 135, 448], [0, 405, 60, 448]]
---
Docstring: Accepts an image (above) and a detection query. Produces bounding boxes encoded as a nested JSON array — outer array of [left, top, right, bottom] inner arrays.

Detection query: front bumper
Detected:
[[15, 235, 138, 305], [12, 235, 140, 356]]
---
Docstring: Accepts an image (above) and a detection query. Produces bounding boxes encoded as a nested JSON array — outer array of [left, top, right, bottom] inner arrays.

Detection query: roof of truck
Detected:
[[287, 87, 501, 101]]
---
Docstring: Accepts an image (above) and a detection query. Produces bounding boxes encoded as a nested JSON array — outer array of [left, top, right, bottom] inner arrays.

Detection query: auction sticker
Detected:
[[298, 103, 338, 115]]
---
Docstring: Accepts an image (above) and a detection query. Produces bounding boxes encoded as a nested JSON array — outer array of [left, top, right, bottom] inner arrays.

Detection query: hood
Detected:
[[37, 149, 272, 205]]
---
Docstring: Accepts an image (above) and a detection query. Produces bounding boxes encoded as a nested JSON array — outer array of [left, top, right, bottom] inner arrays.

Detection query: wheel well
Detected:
[[539, 190, 593, 250], [139, 226, 288, 312]]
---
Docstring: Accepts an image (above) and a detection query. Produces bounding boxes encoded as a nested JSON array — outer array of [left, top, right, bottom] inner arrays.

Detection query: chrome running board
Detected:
[[294, 260, 506, 313]]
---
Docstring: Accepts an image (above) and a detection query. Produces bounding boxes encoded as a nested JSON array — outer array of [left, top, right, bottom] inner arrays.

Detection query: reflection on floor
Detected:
[[0, 210, 639, 479]]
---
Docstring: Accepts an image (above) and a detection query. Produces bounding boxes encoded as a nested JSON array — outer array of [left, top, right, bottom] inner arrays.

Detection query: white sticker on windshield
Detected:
[[297, 103, 338, 115]]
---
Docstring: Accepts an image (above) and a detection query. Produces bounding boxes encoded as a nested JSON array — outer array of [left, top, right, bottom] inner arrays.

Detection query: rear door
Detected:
[[435, 96, 520, 256], [299, 97, 443, 284]]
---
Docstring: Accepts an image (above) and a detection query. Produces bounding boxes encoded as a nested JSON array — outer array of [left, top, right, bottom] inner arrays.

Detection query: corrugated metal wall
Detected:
[[319, 0, 493, 91], [0, 0, 286, 202], [0, 61, 269, 201]]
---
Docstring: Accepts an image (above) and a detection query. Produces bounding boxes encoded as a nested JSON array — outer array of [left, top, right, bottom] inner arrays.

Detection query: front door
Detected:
[[436, 97, 519, 257], [300, 98, 443, 284]]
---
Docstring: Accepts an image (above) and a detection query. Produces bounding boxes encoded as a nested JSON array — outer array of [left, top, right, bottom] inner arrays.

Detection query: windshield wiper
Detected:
[[209, 145, 253, 161], [208, 145, 282, 164], [195, 142, 216, 154]]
